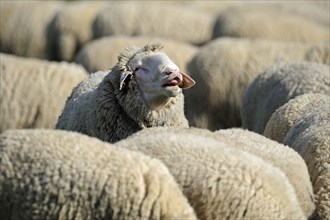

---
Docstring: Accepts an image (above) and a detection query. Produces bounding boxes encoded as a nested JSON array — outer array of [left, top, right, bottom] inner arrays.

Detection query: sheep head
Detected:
[[117, 44, 195, 110]]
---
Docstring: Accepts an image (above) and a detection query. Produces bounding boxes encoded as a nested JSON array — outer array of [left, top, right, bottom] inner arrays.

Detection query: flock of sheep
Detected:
[[0, 0, 329, 219]]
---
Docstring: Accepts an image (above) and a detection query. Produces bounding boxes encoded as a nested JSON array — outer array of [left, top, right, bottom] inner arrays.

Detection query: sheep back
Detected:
[[0, 1, 63, 59], [115, 127, 305, 219], [0, 53, 88, 133], [264, 93, 329, 143], [92, 2, 213, 45], [241, 61, 330, 134], [0, 129, 197, 220], [185, 37, 326, 130]]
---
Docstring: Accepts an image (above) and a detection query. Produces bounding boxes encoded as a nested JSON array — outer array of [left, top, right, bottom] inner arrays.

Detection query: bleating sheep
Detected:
[[92, 2, 213, 45], [75, 35, 198, 74], [185, 37, 329, 130], [264, 93, 329, 143], [50, 1, 108, 61], [213, 1, 330, 42], [115, 126, 306, 219], [0, 129, 197, 220], [0, 53, 88, 133], [0, 1, 63, 59], [214, 128, 315, 217], [264, 94, 330, 219], [241, 61, 330, 134], [56, 44, 195, 143]]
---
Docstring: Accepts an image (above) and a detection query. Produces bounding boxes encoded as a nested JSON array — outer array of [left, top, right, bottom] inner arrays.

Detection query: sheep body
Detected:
[[92, 2, 213, 45], [116, 127, 306, 220], [75, 35, 197, 74], [56, 44, 194, 143], [0, 53, 88, 133], [213, 1, 330, 42], [264, 94, 330, 219], [264, 93, 329, 143], [0, 1, 63, 59], [0, 129, 197, 220], [50, 1, 108, 61], [185, 37, 328, 130], [241, 61, 330, 134], [214, 128, 315, 217]]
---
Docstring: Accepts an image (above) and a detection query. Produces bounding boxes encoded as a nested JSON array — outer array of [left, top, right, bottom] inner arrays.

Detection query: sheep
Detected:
[[185, 37, 329, 130], [115, 126, 306, 220], [0, 129, 197, 220], [213, 1, 330, 42], [75, 35, 198, 75], [214, 128, 315, 218], [56, 44, 195, 143], [264, 93, 329, 143], [264, 93, 330, 219], [241, 61, 330, 134], [0, 53, 88, 133], [92, 2, 213, 45], [50, 1, 108, 61], [0, 1, 63, 59]]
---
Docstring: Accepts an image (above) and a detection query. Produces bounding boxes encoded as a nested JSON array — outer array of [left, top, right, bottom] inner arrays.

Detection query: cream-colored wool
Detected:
[[241, 61, 330, 134], [75, 35, 197, 74], [213, 1, 329, 42], [264, 94, 330, 219], [92, 2, 213, 45], [0, 129, 197, 220], [50, 1, 108, 61], [215, 128, 315, 218], [185, 37, 328, 130], [264, 93, 329, 143], [116, 127, 306, 220], [0, 53, 88, 133], [0, 1, 63, 59], [56, 44, 194, 143]]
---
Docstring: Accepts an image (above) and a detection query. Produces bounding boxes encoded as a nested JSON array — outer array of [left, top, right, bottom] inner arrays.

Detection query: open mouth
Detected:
[[162, 77, 182, 88]]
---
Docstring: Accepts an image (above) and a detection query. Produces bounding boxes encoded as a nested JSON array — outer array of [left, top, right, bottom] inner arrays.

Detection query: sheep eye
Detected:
[[134, 67, 141, 72]]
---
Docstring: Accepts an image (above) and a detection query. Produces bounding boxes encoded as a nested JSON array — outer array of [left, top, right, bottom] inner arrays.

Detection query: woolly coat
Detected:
[[214, 128, 315, 217], [56, 44, 190, 143], [0, 53, 88, 133], [92, 2, 213, 45], [0, 129, 197, 220], [241, 61, 330, 134], [75, 35, 197, 74], [0, 1, 63, 59], [50, 1, 108, 61], [264, 94, 330, 219], [185, 37, 328, 130], [115, 127, 306, 220]]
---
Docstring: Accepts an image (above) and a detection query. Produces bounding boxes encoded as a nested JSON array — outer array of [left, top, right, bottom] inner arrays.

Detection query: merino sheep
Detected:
[[50, 1, 108, 61], [264, 93, 330, 220], [213, 2, 330, 42], [0, 129, 197, 220], [115, 127, 306, 220], [0, 1, 63, 59], [92, 2, 213, 45], [264, 93, 329, 143], [185, 37, 329, 130], [214, 128, 315, 217], [56, 44, 195, 143], [0, 53, 88, 133], [241, 61, 330, 134], [75, 35, 198, 74]]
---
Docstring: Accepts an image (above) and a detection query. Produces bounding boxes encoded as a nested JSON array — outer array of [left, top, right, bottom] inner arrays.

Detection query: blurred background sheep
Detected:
[[0, 0, 329, 219]]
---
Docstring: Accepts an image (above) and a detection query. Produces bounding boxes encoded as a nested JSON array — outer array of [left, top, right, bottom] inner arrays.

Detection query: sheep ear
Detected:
[[180, 72, 196, 89], [119, 71, 132, 90]]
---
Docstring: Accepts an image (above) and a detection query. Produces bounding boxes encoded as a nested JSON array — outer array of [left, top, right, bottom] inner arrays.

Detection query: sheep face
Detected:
[[126, 52, 195, 110]]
